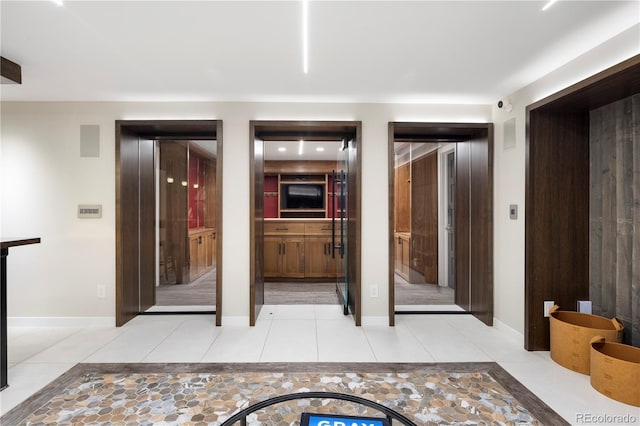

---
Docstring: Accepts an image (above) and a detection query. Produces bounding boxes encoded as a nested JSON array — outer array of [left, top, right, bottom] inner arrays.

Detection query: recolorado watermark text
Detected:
[[576, 413, 638, 424]]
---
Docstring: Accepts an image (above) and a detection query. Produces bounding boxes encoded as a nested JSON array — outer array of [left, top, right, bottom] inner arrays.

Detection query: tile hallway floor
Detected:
[[1, 305, 638, 425]]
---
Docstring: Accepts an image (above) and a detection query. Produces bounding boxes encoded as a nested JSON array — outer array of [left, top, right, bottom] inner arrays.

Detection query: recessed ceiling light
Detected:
[[278, 147, 287, 152], [542, 0, 558, 11], [316, 147, 325, 152], [298, 140, 304, 156]]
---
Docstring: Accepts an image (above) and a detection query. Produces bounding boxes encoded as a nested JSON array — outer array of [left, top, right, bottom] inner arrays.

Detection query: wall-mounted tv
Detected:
[[281, 184, 325, 210]]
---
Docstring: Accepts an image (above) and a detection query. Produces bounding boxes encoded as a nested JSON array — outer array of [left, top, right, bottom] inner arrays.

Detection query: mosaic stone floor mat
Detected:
[[0, 362, 568, 425]]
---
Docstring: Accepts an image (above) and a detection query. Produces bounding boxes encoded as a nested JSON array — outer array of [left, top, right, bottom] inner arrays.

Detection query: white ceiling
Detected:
[[1, 1, 638, 103]]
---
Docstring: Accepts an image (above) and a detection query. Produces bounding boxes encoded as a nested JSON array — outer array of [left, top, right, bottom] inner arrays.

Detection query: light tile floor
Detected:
[[1, 305, 639, 425]]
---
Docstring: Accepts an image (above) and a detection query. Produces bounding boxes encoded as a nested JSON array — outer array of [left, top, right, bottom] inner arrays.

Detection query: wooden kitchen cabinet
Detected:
[[394, 232, 410, 282], [189, 228, 216, 282], [264, 221, 305, 278], [264, 219, 343, 280], [305, 237, 333, 277], [264, 236, 305, 278]]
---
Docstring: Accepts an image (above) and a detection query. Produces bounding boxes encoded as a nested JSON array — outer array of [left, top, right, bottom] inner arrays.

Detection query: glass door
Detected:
[[333, 139, 349, 315]]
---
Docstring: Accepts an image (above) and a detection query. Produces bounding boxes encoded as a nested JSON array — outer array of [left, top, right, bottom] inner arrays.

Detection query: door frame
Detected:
[[116, 120, 223, 326], [525, 55, 640, 350], [387, 122, 494, 326], [249, 120, 362, 326]]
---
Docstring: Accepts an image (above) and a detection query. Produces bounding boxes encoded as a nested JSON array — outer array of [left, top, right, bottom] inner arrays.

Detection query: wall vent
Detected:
[[503, 118, 516, 150]]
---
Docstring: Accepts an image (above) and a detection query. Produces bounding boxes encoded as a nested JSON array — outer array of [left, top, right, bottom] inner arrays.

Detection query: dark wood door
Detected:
[[347, 137, 361, 325], [454, 134, 493, 325], [469, 132, 493, 326], [455, 142, 471, 311], [139, 138, 156, 312], [411, 152, 438, 284], [446, 152, 456, 289], [116, 128, 140, 326]]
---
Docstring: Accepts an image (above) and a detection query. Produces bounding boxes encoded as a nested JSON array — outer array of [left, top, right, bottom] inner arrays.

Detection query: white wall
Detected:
[[0, 101, 490, 322], [491, 24, 640, 336]]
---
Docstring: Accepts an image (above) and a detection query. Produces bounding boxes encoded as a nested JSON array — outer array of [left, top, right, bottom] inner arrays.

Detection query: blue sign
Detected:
[[300, 413, 390, 426]]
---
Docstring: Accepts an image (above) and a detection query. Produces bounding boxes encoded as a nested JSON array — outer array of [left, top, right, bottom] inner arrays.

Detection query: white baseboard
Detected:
[[221, 316, 250, 326], [361, 316, 389, 326], [8, 316, 115, 328], [493, 317, 524, 344]]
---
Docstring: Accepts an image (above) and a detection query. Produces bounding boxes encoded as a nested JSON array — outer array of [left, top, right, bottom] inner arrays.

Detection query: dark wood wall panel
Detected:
[[455, 143, 471, 310], [633, 94, 640, 347], [590, 94, 639, 346], [525, 111, 590, 350], [116, 128, 140, 326], [470, 131, 493, 326], [589, 107, 604, 318]]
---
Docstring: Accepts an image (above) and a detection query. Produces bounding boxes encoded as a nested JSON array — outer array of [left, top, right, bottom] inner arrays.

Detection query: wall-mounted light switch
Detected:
[[544, 300, 554, 317], [577, 300, 592, 314], [509, 204, 518, 220], [79, 204, 102, 219]]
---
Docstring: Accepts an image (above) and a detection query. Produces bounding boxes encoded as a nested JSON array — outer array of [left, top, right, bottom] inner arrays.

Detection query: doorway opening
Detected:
[[115, 120, 223, 326], [149, 140, 218, 313], [250, 121, 362, 326], [388, 122, 493, 326]]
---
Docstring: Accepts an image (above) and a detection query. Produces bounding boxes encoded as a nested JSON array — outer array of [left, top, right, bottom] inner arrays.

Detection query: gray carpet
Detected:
[[394, 274, 455, 305], [155, 269, 216, 306], [154, 272, 454, 307], [265, 282, 339, 304]]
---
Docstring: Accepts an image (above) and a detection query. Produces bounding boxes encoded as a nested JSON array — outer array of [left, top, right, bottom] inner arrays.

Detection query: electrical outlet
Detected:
[[97, 284, 106, 299], [543, 300, 554, 317], [370, 285, 378, 298]]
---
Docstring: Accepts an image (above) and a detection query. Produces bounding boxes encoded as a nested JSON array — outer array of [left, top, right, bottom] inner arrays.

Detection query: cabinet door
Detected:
[[212, 231, 217, 268], [205, 231, 215, 268], [305, 237, 332, 278], [264, 236, 282, 278], [394, 235, 403, 274], [401, 236, 411, 280], [197, 234, 207, 273], [189, 234, 200, 282], [281, 237, 305, 278]]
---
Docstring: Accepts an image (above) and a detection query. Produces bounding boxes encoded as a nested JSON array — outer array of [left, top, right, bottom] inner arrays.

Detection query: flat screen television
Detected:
[[281, 184, 324, 210]]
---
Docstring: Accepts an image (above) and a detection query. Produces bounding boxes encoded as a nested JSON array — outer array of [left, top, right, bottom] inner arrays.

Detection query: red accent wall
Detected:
[[188, 152, 206, 228], [264, 175, 278, 218]]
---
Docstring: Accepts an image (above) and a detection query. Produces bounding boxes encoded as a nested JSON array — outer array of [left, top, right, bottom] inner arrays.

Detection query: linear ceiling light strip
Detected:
[[303, 0, 309, 74]]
